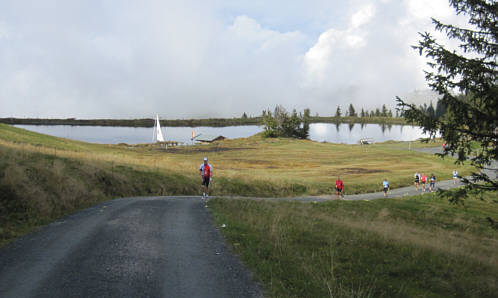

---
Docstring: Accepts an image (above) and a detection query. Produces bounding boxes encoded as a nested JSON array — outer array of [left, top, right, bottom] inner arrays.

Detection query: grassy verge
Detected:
[[209, 192, 498, 297], [0, 144, 200, 247]]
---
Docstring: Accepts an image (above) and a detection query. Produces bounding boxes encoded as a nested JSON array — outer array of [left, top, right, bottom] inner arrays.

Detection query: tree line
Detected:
[[334, 104, 396, 118], [334, 100, 448, 119]]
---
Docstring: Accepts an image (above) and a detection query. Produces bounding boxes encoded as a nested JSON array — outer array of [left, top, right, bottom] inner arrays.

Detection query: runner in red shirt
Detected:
[[335, 177, 344, 199], [421, 173, 427, 192], [200, 157, 213, 199]]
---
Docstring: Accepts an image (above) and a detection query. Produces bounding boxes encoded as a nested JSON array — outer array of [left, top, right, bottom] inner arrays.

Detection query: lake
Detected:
[[13, 123, 427, 145]]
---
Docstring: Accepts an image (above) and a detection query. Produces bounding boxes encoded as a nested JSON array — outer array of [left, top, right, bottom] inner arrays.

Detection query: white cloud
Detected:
[[0, 22, 9, 40], [303, 4, 375, 85], [351, 4, 376, 28], [405, 0, 453, 19], [0, 0, 470, 118]]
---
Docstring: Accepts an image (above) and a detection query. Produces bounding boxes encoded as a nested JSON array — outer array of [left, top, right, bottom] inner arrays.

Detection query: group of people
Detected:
[[413, 169, 459, 192], [335, 169, 460, 200], [413, 172, 437, 192], [199, 157, 460, 200], [334, 177, 391, 199]]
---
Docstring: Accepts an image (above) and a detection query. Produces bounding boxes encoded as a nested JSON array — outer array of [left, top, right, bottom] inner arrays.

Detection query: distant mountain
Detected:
[[400, 89, 442, 106]]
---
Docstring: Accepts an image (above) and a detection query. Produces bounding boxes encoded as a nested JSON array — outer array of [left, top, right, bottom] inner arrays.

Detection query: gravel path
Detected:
[[223, 147, 497, 203], [0, 197, 263, 298]]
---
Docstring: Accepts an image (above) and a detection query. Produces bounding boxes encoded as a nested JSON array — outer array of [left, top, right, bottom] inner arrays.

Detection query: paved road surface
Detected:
[[0, 197, 263, 298]]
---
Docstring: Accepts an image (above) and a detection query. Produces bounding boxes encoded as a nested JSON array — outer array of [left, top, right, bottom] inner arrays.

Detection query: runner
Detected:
[[421, 173, 427, 192], [453, 169, 458, 185], [335, 176, 344, 199], [382, 178, 390, 198], [442, 141, 447, 152], [429, 173, 436, 192], [414, 172, 420, 190], [200, 157, 213, 199]]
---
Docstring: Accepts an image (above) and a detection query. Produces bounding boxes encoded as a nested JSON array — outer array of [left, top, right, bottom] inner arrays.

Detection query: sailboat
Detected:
[[153, 114, 165, 143]]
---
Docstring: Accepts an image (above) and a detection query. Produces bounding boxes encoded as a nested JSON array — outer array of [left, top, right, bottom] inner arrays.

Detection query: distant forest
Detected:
[[0, 99, 446, 127]]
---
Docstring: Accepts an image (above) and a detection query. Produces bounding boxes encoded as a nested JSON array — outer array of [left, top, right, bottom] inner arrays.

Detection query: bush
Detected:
[[262, 105, 310, 139]]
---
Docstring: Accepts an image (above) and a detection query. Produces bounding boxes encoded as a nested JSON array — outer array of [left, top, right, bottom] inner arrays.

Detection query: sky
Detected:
[[0, 0, 467, 119]]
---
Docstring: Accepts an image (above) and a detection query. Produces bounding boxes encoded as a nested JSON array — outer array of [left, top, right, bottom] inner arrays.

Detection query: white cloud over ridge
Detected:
[[0, 0, 467, 118]]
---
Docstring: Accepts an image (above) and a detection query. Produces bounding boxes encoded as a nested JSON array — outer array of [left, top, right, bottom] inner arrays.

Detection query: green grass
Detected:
[[0, 144, 199, 246], [0, 123, 477, 247], [1, 124, 496, 296], [0, 123, 474, 196], [209, 192, 498, 297]]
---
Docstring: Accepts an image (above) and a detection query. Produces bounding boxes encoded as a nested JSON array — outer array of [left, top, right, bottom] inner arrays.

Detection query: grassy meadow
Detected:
[[0, 123, 473, 195], [0, 123, 474, 246], [209, 192, 498, 297], [1, 123, 495, 297]]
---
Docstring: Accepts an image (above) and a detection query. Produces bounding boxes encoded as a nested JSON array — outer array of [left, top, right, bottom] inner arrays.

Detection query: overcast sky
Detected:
[[0, 0, 466, 119]]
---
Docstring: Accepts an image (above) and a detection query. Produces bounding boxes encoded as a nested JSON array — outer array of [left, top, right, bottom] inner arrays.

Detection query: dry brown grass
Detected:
[[210, 196, 498, 297], [314, 213, 498, 268], [0, 124, 476, 196]]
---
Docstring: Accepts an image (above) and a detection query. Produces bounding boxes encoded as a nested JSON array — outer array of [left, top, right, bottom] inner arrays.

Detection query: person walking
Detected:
[[382, 178, 390, 198], [421, 173, 427, 192], [429, 173, 436, 192], [335, 176, 344, 199], [200, 157, 213, 199], [414, 172, 420, 190], [453, 169, 458, 185]]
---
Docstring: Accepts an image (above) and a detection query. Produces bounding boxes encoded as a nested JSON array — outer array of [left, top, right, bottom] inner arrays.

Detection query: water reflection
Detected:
[[14, 123, 428, 145], [348, 122, 355, 132], [308, 123, 427, 144]]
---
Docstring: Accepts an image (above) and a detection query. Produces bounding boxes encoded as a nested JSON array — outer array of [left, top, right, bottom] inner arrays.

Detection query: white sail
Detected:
[[154, 114, 165, 142]]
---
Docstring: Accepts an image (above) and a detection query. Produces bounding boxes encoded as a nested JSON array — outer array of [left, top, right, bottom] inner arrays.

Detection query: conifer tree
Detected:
[[348, 104, 357, 117], [397, 0, 497, 193], [335, 106, 342, 117], [375, 108, 381, 117], [381, 104, 388, 117]]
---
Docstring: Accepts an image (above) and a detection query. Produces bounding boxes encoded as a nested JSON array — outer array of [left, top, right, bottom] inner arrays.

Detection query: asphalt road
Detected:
[[0, 197, 263, 298]]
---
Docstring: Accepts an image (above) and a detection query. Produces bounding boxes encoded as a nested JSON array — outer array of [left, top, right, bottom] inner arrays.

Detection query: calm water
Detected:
[[13, 123, 427, 145]]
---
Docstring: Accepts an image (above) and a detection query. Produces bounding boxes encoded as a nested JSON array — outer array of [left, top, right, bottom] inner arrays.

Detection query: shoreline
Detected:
[[0, 116, 408, 127]]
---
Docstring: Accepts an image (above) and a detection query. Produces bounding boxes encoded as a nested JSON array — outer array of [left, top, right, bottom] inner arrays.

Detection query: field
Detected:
[[0, 123, 474, 245], [0, 123, 495, 296], [0, 123, 473, 197], [209, 193, 498, 297]]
